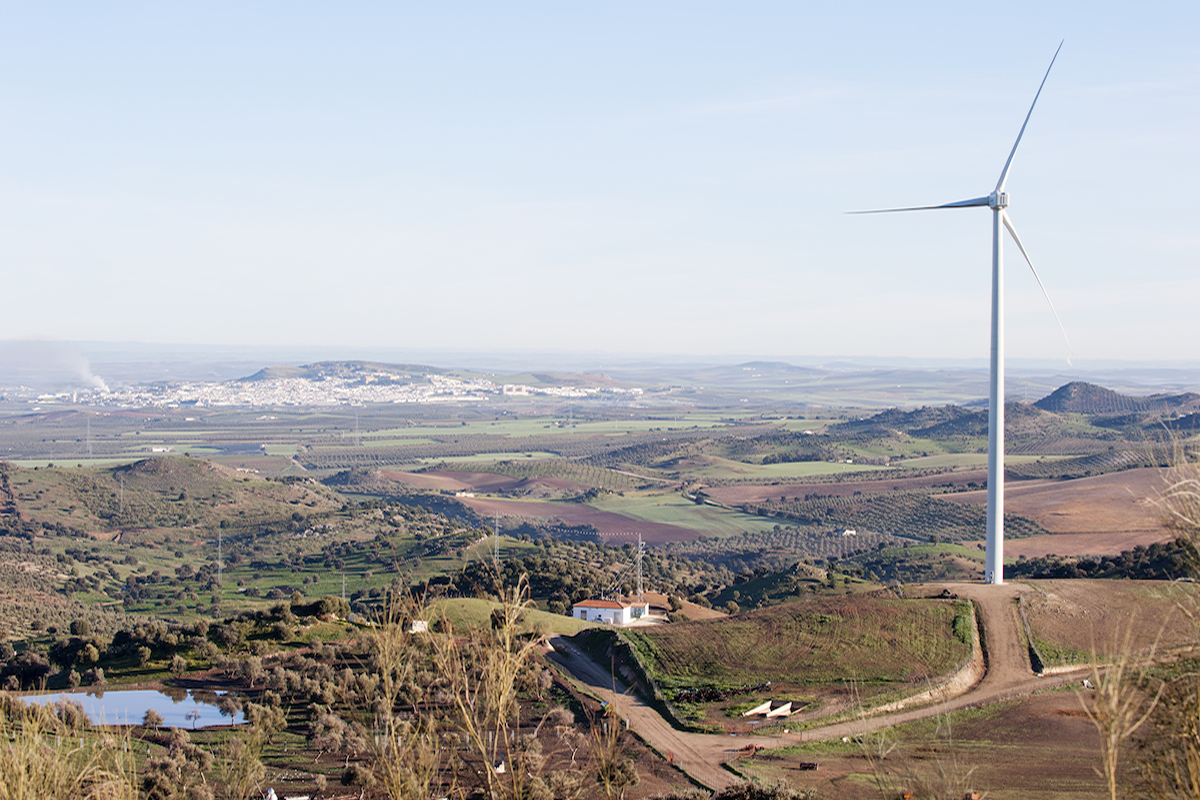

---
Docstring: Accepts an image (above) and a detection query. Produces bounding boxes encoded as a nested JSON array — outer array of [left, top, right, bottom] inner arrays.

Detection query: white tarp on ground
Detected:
[[742, 701, 772, 717], [766, 702, 793, 718]]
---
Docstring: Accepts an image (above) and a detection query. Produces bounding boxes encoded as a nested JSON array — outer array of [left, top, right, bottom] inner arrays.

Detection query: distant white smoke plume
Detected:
[[71, 354, 109, 393]]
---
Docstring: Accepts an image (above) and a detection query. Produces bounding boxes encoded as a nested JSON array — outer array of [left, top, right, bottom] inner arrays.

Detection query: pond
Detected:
[[25, 687, 245, 729]]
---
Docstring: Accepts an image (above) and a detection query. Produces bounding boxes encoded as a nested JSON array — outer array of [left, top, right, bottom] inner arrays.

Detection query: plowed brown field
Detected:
[[945, 468, 1172, 557]]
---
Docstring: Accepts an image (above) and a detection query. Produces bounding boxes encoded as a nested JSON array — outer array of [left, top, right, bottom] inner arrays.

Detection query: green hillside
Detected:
[[622, 592, 971, 693]]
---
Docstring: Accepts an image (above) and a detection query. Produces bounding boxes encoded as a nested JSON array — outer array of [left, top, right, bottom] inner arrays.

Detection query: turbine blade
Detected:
[[1002, 210, 1073, 362], [996, 40, 1064, 192], [847, 196, 989, 214]]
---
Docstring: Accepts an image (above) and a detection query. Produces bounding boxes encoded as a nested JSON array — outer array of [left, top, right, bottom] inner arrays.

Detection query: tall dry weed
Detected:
[[590, 711, 638, 800], [366, 585, 454, 799], [213, 723, 267, 800], [861, 712, 983, 800], [1132, 450, 1200, 797], [1156, 452, 1200, 574], [365, 574, 636, 799], [852, 677, 983, 800], [1077, 617, 1165, 800], [430, 574, 554, 800], [1136, 666, 1200, 798], [0, 705, 136, 800]]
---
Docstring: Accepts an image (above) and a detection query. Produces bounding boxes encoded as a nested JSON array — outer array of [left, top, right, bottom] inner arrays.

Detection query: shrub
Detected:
[[340, 763, 374, 787]]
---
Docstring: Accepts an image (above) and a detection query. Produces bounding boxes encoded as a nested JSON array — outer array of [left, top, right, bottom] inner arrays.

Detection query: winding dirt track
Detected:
[[547, 582, 1090, 792]]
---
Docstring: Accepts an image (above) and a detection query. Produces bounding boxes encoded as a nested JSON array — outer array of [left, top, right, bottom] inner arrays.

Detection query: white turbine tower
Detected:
[[854, 42, 1071, 585]]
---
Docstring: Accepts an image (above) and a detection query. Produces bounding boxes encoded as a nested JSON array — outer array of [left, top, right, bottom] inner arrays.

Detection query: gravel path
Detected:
[[547, 581, 1091, 792]]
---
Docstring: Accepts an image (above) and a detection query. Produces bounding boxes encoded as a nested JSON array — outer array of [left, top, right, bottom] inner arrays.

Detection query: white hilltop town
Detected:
[[15, 368, 643, 409]]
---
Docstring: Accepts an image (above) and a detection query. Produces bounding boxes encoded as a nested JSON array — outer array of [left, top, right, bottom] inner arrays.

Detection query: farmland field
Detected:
[[1, 363, 1199, 799], [944, 467, 1173, 557], [734, 694, 1106, 800], [451, 495, 700, 544], [587, 492, 781, 538], [1006, 530, 1173, 558], [1019, 579, 1199, 666], [685, 456, 891, 481], [383, 469, 588, 494], [704, 470, 992, 504], [623, 593, 971, 694]]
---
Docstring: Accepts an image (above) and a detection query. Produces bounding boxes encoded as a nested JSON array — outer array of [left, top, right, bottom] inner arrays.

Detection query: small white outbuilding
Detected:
[[572, 599, 650, 625]]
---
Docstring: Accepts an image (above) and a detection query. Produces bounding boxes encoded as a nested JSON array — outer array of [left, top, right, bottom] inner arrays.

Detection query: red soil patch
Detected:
[[450, 496, 699, 545]]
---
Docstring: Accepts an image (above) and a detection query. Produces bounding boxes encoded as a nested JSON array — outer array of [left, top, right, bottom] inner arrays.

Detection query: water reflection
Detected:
[[26, 688, 245, 729]]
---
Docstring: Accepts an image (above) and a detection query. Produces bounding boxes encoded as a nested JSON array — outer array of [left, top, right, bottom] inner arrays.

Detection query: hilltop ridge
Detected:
[[1034, 381, 1200, 415]]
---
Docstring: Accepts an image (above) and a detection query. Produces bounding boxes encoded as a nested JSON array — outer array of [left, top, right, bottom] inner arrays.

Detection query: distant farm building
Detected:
[[572, 599, 651, 625]]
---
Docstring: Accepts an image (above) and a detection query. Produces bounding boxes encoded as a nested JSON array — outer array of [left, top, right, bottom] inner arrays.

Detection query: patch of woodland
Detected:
[[1007, 538, 1193, 581]]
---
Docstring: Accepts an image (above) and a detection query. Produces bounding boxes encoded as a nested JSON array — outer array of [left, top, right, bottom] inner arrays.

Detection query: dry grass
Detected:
[[0, 702, 136, 800], [1077, 618, 1165, 800], [1020, 580, 1197, 667], [1156, 456, 1200, 573], [367, 587, 453, 799]]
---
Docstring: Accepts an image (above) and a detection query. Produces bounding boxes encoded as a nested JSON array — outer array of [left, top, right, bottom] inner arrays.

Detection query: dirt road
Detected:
[[547, 581, 1090, 792], [546, 636, 773, 791]]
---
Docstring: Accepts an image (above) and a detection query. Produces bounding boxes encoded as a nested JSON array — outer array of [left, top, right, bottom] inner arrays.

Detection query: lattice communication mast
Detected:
[[636, 533, 644, 605]]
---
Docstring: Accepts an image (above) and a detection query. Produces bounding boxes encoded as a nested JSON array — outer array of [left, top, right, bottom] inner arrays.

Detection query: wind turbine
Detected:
[[853, 42, 1071, 585]]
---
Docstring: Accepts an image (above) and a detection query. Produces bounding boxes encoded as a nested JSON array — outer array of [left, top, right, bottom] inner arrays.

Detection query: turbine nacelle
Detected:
[[988, 191, 1009, 210]]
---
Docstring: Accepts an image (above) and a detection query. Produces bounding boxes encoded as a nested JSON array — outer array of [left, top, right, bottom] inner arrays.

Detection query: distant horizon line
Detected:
[[4, 339, 1200, 372]]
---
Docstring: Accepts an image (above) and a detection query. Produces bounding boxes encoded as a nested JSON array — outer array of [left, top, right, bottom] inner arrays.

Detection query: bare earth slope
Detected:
[[548, 581, 1086, 792], [946, 467, 1172, 556]]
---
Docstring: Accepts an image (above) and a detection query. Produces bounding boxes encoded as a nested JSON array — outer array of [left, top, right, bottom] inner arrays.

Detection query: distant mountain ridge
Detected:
[[835, 401, 1052, 439], [829, 380, 1199, 457], [1034, 381, 1200, 415]]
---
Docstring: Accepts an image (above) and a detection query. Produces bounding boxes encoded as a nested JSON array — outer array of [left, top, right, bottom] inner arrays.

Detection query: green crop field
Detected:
[[895, 453, 990, 469], [898, 453, 1051, 470], [588, 491, 781, 538], [687, 456, 891, 481], [623, 594, 971, 693]]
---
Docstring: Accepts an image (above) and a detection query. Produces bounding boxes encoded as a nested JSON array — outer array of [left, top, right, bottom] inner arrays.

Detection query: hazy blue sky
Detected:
[[2, 3, 1197, 363]]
